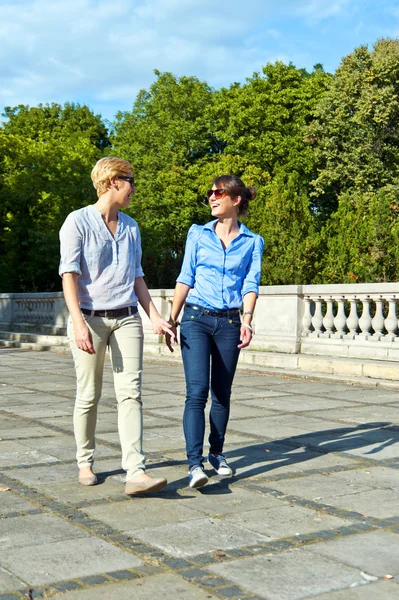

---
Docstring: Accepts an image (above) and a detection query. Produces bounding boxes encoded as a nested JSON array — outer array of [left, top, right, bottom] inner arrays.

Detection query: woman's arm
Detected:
[[238, 235, 264, 349], [165, 282, 192, 352], [238, 291, 257, 349], [62, 273, 95, 354], [134, 276, 176, 341]]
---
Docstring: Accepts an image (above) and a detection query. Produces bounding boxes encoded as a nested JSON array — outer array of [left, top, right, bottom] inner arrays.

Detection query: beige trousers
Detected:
[[68, 314, 145, 481]]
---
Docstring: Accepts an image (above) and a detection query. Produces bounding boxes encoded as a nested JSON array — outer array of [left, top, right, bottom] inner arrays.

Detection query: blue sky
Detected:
[[1, 0, 398, 125]]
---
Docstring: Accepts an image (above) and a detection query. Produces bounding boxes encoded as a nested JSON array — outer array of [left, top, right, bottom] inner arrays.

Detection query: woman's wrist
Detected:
[[168, 317, 180, 327], [242, 310, 253, 323]]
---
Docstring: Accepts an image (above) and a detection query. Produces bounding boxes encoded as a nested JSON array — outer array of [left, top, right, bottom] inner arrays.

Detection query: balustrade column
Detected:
[[302, 297, 313, 335], [322, 297, 334, 336], [310, 297, 324, 336], [346, 297, 359, 338], [333, 297, 347, 337], [371, 296, 384, 339], [384, 297, 398, 341], [358, 297, 372, 338]]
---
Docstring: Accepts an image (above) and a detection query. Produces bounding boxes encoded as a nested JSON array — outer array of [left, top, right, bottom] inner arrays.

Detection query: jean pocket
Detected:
[[181, 307, 204, 324], [228, 316, 241, 328]]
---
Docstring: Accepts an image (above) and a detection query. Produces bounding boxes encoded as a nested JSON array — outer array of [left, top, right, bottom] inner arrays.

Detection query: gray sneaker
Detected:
[[188, 466, 208, 488]]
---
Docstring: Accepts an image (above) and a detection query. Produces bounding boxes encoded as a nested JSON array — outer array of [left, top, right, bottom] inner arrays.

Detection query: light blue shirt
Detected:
[[59, 205, 144, 310], [177, 219, 264, 310]]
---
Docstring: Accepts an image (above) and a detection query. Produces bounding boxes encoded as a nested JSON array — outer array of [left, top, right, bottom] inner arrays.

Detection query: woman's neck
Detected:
[[215, 216, 240, 235], [93, 193, 119, 223]]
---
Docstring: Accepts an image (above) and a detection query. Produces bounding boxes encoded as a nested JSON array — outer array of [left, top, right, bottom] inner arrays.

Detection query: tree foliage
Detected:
[[0, 104, 108, 291], [2, 38, 399, 292]]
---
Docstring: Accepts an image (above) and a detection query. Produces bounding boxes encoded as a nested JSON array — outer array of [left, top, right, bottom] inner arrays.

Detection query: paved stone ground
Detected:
[[0, 349, 398, 600]]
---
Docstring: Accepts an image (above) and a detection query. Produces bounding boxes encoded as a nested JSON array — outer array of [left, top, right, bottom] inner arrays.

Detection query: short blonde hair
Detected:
[[91, 157, 133, 197]]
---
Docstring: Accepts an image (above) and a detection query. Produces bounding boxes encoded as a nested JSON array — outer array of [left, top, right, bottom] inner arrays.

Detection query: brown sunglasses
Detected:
[[206, 189, 226, 199]]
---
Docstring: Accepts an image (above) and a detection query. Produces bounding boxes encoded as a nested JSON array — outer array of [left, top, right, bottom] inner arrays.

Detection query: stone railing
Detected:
[[0, 293, 69, 332], [299, 283, 399, 362], [1, 283, 399, 362]]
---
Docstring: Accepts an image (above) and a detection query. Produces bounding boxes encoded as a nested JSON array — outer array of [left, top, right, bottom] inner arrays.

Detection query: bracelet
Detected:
[[241, 323, 253, 332], [168, 318, 180, 327]]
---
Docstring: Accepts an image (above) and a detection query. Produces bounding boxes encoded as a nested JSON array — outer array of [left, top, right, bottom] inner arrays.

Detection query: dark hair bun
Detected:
[[247, 186, 256, 201]]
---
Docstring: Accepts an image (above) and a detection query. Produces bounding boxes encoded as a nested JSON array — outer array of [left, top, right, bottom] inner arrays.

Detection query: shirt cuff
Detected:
[[59, 263, 82, 277], [176, 275, 195, 287], [242, 284, 259, 297]]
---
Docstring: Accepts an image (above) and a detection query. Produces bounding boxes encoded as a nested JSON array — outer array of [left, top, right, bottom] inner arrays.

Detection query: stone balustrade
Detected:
[[1, 283, 399, 363]]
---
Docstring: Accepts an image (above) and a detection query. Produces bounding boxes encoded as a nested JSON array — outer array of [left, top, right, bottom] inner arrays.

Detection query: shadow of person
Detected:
[[98, 422, 397, 495], [226, 421, 397, 482]]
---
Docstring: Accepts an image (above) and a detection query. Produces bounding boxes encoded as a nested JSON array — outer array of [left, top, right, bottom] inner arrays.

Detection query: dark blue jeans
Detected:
[[180, 304, 241, 470]]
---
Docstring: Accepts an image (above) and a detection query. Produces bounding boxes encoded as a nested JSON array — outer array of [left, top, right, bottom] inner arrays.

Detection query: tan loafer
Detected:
[[125, 477, 167, 496], [78, 474, 98, 486]]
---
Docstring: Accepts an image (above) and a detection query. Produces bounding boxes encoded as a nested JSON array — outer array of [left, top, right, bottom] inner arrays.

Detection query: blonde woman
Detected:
[[59, 157, 174, 495]]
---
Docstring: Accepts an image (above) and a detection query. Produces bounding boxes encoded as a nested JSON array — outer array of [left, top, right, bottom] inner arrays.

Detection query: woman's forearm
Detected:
[[134, 276, 159, 320], [242, 292, 257, 325], [170, 283, 191, 322], [62, 273, 86, 326]]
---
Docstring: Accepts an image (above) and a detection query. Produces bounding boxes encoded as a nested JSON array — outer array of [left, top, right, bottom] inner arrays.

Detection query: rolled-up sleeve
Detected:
[[242, 235, 264, 297], [135, 225, 145, 278], [59, 213, 83, 277], [176, 224, 200, 287]]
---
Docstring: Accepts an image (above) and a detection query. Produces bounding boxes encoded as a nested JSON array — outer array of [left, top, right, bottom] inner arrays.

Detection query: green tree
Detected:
[[2, 102, 110, 150], [308, 38, 399, 220], [113, 71, 216, 286], [245, 172, 317, 285], [0, 116, 104, 292], [210, 62, 331, 184], [317, 185, 399, 283]]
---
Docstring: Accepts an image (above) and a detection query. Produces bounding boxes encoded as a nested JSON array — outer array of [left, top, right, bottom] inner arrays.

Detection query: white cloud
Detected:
[[0, 0, 395, 121], [298, 0, 351, 20]]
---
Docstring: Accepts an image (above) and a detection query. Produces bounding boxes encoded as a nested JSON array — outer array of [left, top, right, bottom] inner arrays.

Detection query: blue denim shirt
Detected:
[[177, 220, 264, 310], [59, 205, 144, 310]]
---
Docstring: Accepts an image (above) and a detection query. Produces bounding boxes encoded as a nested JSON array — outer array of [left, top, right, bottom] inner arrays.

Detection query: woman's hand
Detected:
[[151, 316, 177, 343], [165, 325, 178, 353], [237, 324, 253, 349], [74, 322, 96, 354]]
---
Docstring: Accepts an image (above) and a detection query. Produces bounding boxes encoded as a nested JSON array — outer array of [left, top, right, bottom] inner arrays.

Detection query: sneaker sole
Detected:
[[213, 468, 233, 476], [189, 475, 208, 489]]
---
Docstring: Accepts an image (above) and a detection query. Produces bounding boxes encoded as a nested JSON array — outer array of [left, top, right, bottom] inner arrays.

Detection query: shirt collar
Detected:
[[204, 219, 255, 237]]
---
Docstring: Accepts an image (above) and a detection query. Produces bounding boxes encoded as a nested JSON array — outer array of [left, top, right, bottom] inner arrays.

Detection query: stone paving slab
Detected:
[[51, 573, 222, 600], [86, 497, 204, 530], [224, 504, 354, 539], [310, 405, 399, 424], [0, 537, 142, 586], [131, 517, 271, 557], [0, 567, 25, 595], [311, 581, 398, 599], [0, 349, 398, 600], [0, 491, 40, 516], [248, 395, 358, 413], [0, 513, 88, 550], [208, 550, 367, 600], [0, 441, 60, 468], [15, 435, 117, 462], [308, 531, 399, 576]]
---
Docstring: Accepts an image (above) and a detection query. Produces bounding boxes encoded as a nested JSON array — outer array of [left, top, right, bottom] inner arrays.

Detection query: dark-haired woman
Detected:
[[166, 175, 264, 488]]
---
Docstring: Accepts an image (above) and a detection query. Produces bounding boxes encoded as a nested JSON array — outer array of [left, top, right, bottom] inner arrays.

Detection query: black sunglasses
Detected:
[[118, 176, 135, 187], [206, 189, 226, 199]]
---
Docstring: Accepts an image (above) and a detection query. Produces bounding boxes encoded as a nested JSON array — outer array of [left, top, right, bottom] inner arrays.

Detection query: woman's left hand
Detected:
[[151, 316, 177, 343], [238, 325, 253, 349]]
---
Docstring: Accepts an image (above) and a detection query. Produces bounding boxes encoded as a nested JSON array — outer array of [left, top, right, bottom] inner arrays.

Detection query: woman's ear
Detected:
[[233, 196, 242, 207]]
